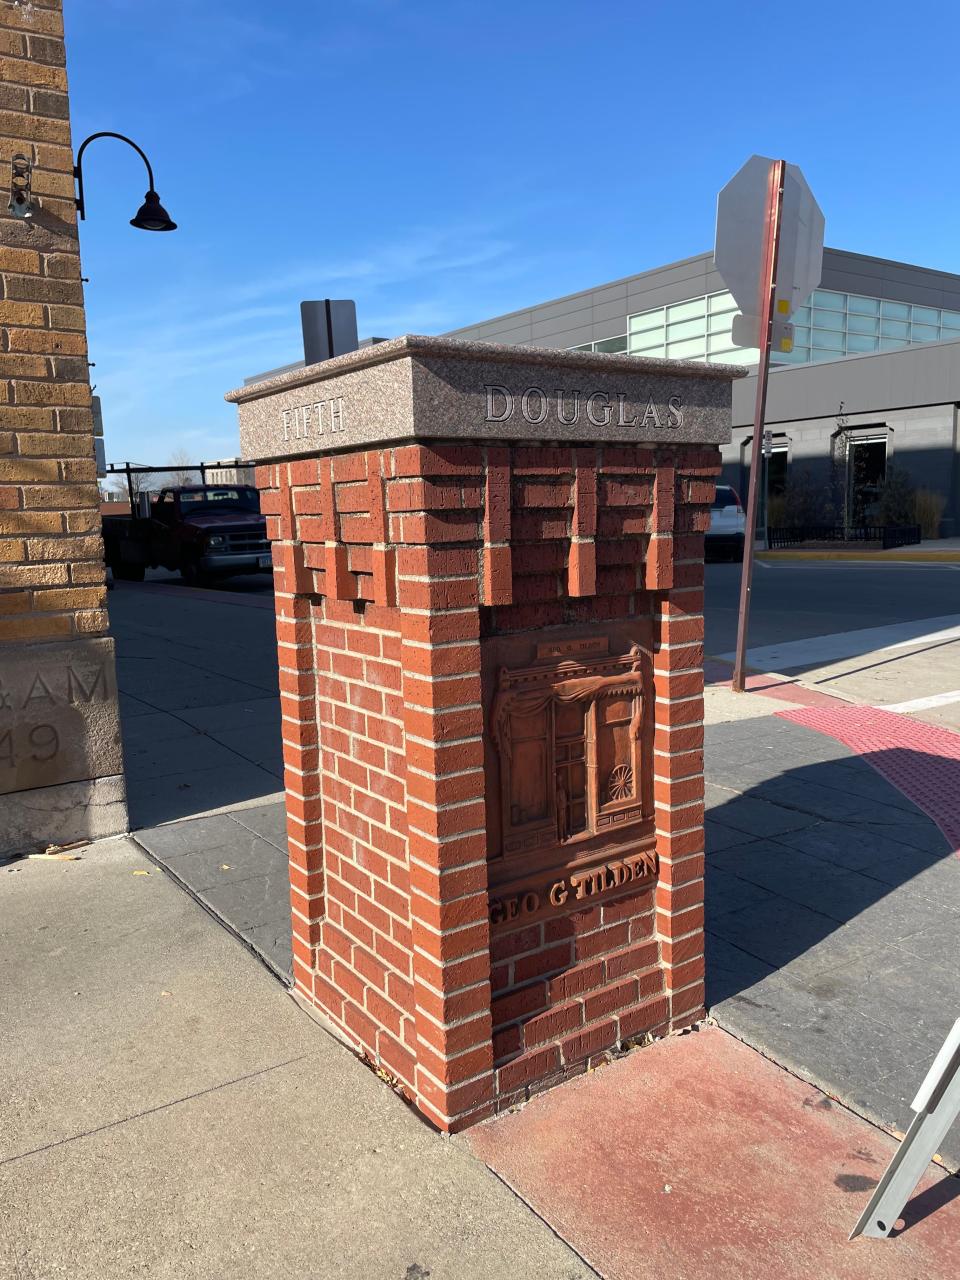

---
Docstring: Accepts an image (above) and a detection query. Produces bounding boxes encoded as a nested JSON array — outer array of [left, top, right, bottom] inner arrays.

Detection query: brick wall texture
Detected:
[[0, 0, 107, 643], [257, 439, 719, 1131]]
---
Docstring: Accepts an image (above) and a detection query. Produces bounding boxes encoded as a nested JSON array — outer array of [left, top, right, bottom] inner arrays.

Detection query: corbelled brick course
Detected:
[[256, 438, 718, 1130]]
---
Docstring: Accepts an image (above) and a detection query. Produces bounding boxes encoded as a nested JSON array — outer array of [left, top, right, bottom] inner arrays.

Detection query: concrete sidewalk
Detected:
[[703, 700, 960, 1170], [109, 580, 283, 829], [0, 837, 593, 1280], [133, 679, 960, 1174]]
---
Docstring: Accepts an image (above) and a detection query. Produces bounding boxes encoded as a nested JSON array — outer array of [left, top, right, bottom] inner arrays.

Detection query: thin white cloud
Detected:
[[88, 219, 575, 461]]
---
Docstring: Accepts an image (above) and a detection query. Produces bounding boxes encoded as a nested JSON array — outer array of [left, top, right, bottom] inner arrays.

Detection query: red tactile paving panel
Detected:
[[776, 704, 960, 856], [464, 1026, 960, 1280]]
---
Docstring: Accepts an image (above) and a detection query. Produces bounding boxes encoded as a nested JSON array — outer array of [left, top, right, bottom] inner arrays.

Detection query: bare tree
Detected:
[[107, 469, 149, 502], [166, 448, 200, 488]]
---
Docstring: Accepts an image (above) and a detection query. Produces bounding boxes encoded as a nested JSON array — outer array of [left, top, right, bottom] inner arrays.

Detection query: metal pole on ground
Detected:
[[850, 1017, 960, 1239], [731, 159, 785, 692]]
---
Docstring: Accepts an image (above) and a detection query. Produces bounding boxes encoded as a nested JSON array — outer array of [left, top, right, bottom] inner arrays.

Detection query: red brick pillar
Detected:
[[227, 337, 741, 1130]]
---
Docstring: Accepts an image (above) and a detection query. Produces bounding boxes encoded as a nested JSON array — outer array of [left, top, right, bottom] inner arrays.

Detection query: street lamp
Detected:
[[74, 132, 177, 231]]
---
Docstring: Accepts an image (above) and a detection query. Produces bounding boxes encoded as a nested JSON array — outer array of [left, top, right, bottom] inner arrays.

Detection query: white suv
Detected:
[[706, 484, 745, 561]]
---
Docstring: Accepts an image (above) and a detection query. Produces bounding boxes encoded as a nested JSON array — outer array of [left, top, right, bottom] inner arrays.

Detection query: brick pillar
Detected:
[[0, 0, 126, 855], [228, 336, 741, 1129]]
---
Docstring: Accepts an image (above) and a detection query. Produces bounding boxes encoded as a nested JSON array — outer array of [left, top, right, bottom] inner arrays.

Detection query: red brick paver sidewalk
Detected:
[[776, 704, 960, 856], [464, 1026, 960, 1280]]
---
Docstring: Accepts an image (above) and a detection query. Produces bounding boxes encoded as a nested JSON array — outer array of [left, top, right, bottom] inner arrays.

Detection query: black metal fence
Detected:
[[768, 524, 922, 551]]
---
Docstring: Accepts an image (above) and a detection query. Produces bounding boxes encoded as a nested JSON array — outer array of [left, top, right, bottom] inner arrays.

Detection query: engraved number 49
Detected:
[[0, 724, 60, 768]]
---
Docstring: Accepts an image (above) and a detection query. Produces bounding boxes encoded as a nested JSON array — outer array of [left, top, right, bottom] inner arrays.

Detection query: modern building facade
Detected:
[[448, 250, 960, 535]]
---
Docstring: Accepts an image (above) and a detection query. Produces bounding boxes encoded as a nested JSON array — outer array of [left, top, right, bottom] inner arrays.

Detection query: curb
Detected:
[[756, 550, 960, 563]]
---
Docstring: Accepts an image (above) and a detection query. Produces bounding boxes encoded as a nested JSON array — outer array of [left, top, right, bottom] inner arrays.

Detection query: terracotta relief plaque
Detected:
[[483, 624, 656, 921]]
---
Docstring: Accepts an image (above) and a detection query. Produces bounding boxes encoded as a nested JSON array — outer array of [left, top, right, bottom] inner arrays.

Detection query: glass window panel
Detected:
[[878, 337, 907, 351], [630, 342, 665, 359], [666, 337, 707, 360], [708, 313, 735, 334], [793, 325, 810, 345], [812, 328, 844, 351], [631, 328, 665, 347], [812, 308, 843, 331], [845, 333, 879, 353], [847, 313, 879, 335], [667, 316, 707, 342], [666, 297, 706, 322], [808, 347, 837, 362], [707, 334, 738, 354], [912, 305, 939, 325], [774, 346, 806, 363], [793, 306, 811, 324], [847, 294, 880, 316], [910, 323, 940, 343], [811, 289, 845, 310], [941, 310, 960, 330], [571, 343, 592, 352], [628, 308, 664, 334], [707, 291, 737, 314], [706, 346, 758, 364], [881, 300, 909, 320], [880, 318, 909, 339], [594, 335, 628, 353]]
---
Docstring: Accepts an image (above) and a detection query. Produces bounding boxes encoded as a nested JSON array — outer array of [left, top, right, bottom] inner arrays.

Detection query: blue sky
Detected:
[[66, 0, 960, 466]]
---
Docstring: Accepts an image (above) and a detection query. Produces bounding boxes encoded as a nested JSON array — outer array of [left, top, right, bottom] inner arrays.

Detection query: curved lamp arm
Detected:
[[73, 131, 176, 231], [74, 131, 155, 220]]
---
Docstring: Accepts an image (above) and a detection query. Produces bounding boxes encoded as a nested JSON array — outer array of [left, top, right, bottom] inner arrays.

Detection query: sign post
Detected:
[[730, 158, 784, 692], [715, 155, 824, 691]]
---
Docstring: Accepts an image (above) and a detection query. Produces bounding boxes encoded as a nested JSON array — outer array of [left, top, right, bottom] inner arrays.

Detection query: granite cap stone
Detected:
[[226, 334, 746, 463]]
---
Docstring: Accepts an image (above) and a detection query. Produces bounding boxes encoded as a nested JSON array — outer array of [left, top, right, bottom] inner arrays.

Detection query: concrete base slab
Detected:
[[0, 772, 127, 859], [0, 835, 594, 1280], [464, 1026, 960, 1280]]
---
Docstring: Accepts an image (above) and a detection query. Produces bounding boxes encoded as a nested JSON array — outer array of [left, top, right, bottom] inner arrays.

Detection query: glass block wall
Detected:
[[573, 287, 960, 367], [571, 334, 628, 355], [627, 291, 760, 366], [783, 289, 960, 363]]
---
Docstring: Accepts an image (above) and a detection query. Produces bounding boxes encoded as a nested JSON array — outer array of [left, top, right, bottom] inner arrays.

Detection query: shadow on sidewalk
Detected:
[[706, 744, 958, 1007], [108, 580, 283, 829], [705, 718, 960, 1168]]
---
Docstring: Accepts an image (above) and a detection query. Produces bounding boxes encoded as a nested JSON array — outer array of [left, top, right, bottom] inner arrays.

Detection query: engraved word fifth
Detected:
[[280, 397, 345, 442]]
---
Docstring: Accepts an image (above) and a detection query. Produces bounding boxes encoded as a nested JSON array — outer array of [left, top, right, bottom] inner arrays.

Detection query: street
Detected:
[[707, 560, 960, 727]]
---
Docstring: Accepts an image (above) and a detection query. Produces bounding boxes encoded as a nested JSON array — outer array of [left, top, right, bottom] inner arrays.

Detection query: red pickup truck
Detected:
[[102, 485, 272, 585]]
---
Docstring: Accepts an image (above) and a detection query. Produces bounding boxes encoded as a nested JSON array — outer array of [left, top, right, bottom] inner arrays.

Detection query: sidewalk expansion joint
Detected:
[[0, 1054, 313, 1169]]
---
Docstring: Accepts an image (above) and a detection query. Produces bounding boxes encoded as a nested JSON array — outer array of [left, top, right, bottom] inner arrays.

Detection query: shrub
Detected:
[[877, 465, 917, 527], [772, 469, 840, 527], [914, 488, 946, 539]]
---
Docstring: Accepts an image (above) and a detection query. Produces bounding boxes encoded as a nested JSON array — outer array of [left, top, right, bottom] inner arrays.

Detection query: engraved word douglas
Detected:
[[484, 385, 684, 430]]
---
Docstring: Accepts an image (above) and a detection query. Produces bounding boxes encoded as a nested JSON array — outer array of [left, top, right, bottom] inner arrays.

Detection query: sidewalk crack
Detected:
[[1, 1054, 312, 1168]]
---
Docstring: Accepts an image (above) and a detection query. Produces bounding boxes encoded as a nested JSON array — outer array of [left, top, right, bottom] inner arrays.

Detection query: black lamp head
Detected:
[[130, 189, 176, 232]]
